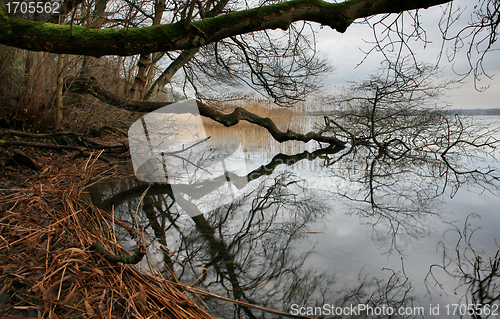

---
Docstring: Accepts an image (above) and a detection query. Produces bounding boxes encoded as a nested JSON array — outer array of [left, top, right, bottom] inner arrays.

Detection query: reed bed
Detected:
[[0, 150, 214, 319], [203, 99, 313, 154]]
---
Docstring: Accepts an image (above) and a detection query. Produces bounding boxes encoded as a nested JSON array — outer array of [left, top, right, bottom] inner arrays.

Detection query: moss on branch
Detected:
[[0, 0, 451, 56], [89, 242, 146, 264]]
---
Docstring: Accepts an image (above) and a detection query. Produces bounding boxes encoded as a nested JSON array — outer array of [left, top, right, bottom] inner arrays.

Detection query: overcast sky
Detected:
[[313, 0, 500, 109]]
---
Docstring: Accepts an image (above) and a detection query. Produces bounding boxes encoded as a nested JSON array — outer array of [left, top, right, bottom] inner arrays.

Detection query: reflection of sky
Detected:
[[225, 115, 497, 317], [123, 104, 500, 316], [284, 147, 500, 318], [128, 100, 253, 216], [287, 162, 500, 317], [192, 115, 499, 307]]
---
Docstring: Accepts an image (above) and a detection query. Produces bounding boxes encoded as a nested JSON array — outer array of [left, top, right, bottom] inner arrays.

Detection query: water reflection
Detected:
[[128, 99, 251, 216], [425, 213, 500, 316], [89, 163, 416, 318], [88, 114, 500, 318]]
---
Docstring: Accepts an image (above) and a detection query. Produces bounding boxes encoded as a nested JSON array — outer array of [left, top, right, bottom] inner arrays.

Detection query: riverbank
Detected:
[[0, 146, 214, 318]]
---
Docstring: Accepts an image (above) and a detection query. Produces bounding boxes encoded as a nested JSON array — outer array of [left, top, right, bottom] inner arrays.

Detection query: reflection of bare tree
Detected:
[[426, 214, 500, 318], [327, 59, 498, 166], [179, 173, 328, 317], [334, 267, 415, 319], [89, 160, 416, 318], [142, 195, 177, 277], [95, 145, 343, 211], [318, 60, 500, 251], [146, 173, 416, 318], [326, 146, 443, 251]]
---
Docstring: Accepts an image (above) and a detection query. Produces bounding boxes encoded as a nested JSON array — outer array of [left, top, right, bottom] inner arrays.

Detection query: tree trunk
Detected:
[[143, 48, 200, 101], [128, 54, 151, 99], [116, 56, 123, 95], [54, 54, 64, 130], [128, 0, 166, 99], [79, 0, 107, 76]]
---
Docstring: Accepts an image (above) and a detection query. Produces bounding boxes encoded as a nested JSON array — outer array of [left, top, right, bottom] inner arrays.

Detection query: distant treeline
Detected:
[[451, 108, 500, 115], [305, 108, 500, 116]]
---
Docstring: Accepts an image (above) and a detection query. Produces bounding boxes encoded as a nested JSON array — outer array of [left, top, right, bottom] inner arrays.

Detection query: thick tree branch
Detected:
[[68, 77, 346, 147], [0, 0, 451, 57]]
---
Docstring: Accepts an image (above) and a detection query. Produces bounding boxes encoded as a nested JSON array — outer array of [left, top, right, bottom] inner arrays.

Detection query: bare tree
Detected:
[[181, 25, 332, 105], [89, 169, 416, 318], [438, 0, 500, 90], [0, 0, 456, 106], [328, 58, 455, 152], [351, 0, 499, 90], [0, 0, 455, 56], [326, 59, 498, 168]]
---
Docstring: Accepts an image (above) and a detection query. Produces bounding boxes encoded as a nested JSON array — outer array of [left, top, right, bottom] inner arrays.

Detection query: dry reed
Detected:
[[202, 99, 313, 154], [0, 149, 214, 319]]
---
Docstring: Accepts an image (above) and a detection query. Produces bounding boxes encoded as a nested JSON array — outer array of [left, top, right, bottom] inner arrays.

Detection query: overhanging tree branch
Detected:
[[0, 0, 452, 57], [68, 77, 346, 147]]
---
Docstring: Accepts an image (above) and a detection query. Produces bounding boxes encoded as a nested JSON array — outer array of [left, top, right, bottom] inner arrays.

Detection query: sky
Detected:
[[312, 0, 500, 109]]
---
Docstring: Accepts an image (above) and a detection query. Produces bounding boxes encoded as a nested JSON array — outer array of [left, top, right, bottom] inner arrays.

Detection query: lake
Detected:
[[88, 110, 500, 318]]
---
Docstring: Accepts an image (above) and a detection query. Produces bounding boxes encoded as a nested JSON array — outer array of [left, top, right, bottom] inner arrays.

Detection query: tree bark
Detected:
[[129, 0, 166, 99], [129, 54, 150, 99], [143, 48, 200, 101], [68, 76, 346, 147], [0, 0, 452, 57], [54, 54, 64, 130]]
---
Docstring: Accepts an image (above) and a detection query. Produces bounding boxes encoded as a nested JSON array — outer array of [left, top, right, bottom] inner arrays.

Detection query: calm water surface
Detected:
[[89, 115, 500, 318]]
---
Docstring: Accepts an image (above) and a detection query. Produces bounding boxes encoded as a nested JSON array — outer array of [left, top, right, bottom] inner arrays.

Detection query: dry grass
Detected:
[[0, 46, 137, 134], [0, 149, 214, 319]]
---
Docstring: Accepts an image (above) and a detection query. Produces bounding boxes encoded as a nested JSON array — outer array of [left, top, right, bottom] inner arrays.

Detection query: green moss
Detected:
[[239, 115, 254, 123], [0, 7, 186, 43], [0, 0, 361, 54], [0, 7, 7, 23], [2, 0, 347, 41]]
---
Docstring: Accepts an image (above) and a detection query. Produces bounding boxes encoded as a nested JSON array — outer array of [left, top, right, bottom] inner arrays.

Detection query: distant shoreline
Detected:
[[305, 108, 500, 116], [450, 109, 500, 116]]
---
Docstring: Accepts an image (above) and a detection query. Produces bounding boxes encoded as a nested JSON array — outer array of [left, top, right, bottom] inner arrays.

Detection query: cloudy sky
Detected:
[[313, 0, 500, 109]]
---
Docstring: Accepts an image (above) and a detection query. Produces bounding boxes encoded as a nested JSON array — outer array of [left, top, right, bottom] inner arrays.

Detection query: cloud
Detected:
[[313, 0, 500, 109]]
